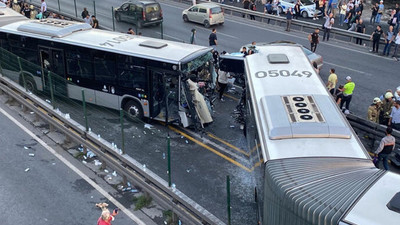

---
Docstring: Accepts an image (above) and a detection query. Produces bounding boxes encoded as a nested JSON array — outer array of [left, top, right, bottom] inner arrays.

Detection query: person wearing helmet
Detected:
[[380, 91, 394, 125], [368, 97, 382, 123]]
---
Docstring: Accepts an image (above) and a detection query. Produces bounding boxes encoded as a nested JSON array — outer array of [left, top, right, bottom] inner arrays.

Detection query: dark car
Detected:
[[114, 0, 163, 28]]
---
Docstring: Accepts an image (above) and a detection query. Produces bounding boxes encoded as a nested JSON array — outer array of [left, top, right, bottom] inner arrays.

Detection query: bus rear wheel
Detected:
[[20, 75, 36, 94], [124, 100, 143, 120]]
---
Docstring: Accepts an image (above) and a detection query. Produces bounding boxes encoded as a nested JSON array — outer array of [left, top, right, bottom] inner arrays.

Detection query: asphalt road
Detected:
[[0, 100, 144, 224]]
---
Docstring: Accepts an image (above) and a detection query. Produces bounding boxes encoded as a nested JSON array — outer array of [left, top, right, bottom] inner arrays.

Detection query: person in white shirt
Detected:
[[392, 31, 400, 60], [40, 0, 47, 15]]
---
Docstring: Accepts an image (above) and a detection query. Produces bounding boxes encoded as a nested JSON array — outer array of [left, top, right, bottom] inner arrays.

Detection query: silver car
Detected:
[[182, 3, 224, 28]]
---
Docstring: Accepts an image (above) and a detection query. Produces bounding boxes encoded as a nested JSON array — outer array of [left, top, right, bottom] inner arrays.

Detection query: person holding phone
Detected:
[[96, 203, 119, 225]]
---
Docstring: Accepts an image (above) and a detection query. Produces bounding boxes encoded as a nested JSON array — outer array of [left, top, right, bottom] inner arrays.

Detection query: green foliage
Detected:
[[133, 193, 152, 210]]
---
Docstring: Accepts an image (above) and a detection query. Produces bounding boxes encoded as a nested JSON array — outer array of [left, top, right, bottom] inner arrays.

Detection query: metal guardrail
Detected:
[[0, 74, 225, 225]]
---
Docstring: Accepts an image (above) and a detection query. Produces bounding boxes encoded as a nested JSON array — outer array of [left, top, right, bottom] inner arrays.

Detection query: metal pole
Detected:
[[82, 89, 89, 132], [112, 6, 115, 31], [74, 0, 77, 18], [57, 0, 60, 13], [93, 1, 96, 17], [17, 57, 26, 91], [160, 22, 164, 39], [167, 134, 171, 187], [227, 175, 231, 225], [120, 109, 125, 154], [48, 72, 55, 109]]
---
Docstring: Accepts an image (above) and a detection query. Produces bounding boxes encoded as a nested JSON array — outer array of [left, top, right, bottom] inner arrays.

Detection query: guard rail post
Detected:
[[48, 72, 55, 109], [161, 22, 164, 39], [17, 57, 26, 92], [112, 6, 115, 32], [93, 1, 96, 17], [120, 109, 125, 154], [74, 0, 77, 18], [57, 0, 60, 13], [227, 175, 231, 225], [82, 89, 89, 132], [167, 134, 171, 187]]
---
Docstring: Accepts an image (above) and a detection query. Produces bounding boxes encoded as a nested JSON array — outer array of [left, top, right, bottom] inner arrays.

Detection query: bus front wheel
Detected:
[[124, 100, 143, 120], [20, 75, 36, 94]]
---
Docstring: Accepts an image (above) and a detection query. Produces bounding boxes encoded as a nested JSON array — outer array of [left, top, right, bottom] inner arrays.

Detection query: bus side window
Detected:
[[94, 51, 116, 84]]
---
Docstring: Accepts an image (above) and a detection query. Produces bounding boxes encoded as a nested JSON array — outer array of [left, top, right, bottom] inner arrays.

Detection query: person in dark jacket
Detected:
[[374, 127, 395, 170]]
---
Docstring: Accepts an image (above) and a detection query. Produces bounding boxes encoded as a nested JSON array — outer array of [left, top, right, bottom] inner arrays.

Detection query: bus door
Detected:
[[149, 70, 179, 122], [39, 47, 67, 96]]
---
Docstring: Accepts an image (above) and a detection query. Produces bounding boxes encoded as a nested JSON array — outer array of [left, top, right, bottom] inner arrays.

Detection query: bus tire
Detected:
[[204, 20, 210, 28], [124, 100, 143, 120], [183, 15, 188, 22], [20, 75, 36, 93]]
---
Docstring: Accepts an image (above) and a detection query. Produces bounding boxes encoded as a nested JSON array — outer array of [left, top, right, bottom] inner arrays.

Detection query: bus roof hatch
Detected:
[[17, 19, 91, 38]]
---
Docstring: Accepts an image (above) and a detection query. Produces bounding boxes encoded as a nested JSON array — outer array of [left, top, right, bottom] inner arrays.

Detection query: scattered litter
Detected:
[[94, 160, 102, 166], [186, 169, 191, 173], [65, 113, 70, 119], [78, 145, 84, 152], [83, 156, 87, 160], [28, 153, 35, 157], [30, 111, 34, 114], [91, 196, 93, 199], [52, 162, 56, 165], [97, 134, 101, 139], [230, 125, 235, 128], [112, 171, 117, 177], [132, 136, 135, 138], [163, 153, 166, 159], [185, 140, 189, 144], [130, 189, 138, 193], [164, 221, 167, 225], [122, 187, 132, 192], [181, 136, 184, 139], [104, 169, 109, 173], [178, 220, 182, 225], [118, 149, 123, 155], [138, 135, 141, 138], [24, 146, 30, 150], [87, 150, 96, 158], [106, 175, 112, 181], [82, 160, 87, 164], [127, 182, 131, 187], [117, 185, 124, 190], [155, 149, 160, 153], [144, 124, 154, 129], [88, 127, 92, 132], [152, 132, 154, 135], [171, 183, 176, 190], [45, 99, 51, 104], [142, 164, 146, 171], [25, 168, 30, 172], [143, 131, 147, 135], [158, 129, 161, 132]]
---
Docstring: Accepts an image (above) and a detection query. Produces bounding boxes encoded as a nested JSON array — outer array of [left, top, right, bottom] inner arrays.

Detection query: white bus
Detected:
[[241, 43, 400, 225], [0, 5, 215, 127]]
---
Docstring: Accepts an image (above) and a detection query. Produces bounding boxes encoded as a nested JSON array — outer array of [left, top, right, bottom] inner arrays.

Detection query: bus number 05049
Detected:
[[255, 70, 313, 78]]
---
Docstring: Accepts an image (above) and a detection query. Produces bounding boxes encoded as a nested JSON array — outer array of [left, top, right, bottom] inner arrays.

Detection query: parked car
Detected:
[[279, 0, 320, 18], [114, 0, 163, 28], [182, 3, 224, 28]]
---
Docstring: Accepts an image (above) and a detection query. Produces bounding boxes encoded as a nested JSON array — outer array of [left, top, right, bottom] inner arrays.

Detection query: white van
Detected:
[[182, 3, 224, 28]]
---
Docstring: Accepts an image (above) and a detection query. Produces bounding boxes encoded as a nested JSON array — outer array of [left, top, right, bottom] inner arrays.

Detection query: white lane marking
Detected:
[[324, 61, 372, 76], [0, 107, 146, 225], [161, 1, 392, 61]]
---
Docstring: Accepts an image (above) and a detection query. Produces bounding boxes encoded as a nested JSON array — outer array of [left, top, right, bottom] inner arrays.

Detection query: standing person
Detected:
[[383, 25, 395, 56], [326, 68, 337, 95], [22, 3, 31, 18], [340, 76, 355, 112], [308, 28, 320, 52], [30, 5, 37, 20], [217, 69, 231, 101], [81, 7, 89, 19], [285, 7, 293, 31], [96, 203, 119, 225], [370, 25, 384, 53], [367, 97, 382, 123], [322, 13, 334, 41], [355, 19, 365, 45], [190, 28, 196, 44], [243, 0, 250, 18], [338, 2, 347, 26], [91, 15, 99, 28], [40, 0, 47, 18], [319, 0, 326, 18], [370, 2, 378, 24], [127, 28, 135, 35], [392, 30, 400, 61], [345, 5, 355, 29], [249, 0, 256, 20], [209, 28, 218, 51], [294, 1, 301, 19], [12, 0, 20, 13], [389, 100, 400, 130], [374, 127, 395, 171], [376, 0, 384, 24], [380, 92, 394, 125], [84, 14, 91, 24]]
